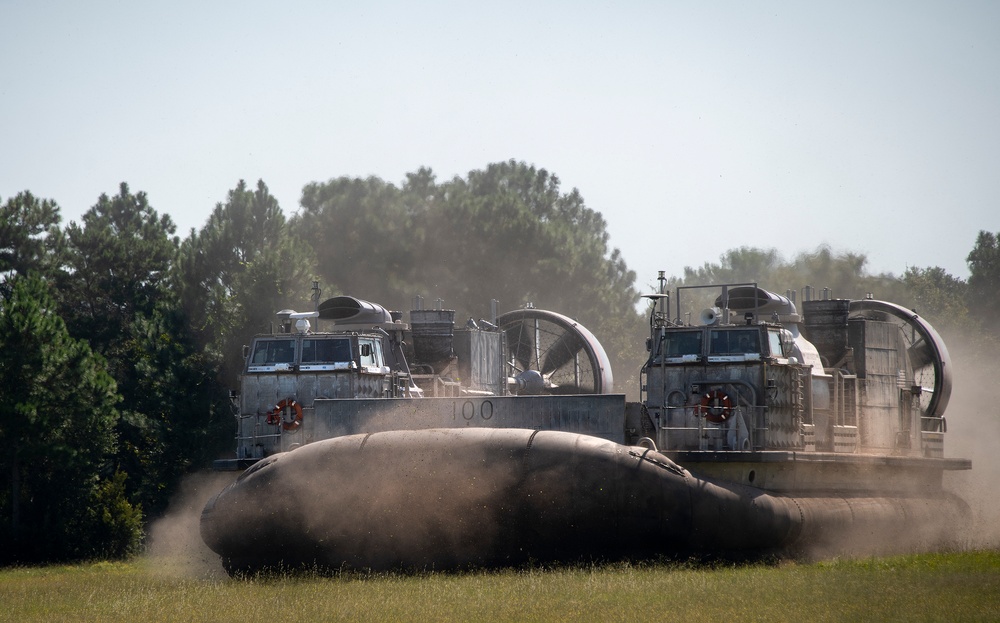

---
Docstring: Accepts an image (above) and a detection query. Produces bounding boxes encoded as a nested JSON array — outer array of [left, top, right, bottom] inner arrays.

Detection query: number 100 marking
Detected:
[[453, 399, 494, 421]]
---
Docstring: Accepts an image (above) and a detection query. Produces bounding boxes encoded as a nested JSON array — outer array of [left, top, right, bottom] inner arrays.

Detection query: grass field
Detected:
[[1, 550, 998, 623]]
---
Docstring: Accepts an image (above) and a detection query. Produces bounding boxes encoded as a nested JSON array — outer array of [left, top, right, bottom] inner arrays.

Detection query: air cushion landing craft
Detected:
[[201, 276, 970, 574]]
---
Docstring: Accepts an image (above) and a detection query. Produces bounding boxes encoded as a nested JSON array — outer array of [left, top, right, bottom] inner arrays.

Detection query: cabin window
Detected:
[[250, 339, 296, 365], [710, 329, 760, 355], [663, 331, 703, 357], [301, 338, 352, 363], [358, 338, 382, 367], [767, 329, 784, 357]]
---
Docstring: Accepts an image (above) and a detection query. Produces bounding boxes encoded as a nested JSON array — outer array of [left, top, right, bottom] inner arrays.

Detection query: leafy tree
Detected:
[[896, 264, 992, 370], [788, 246, 907, 301], [0, 276, 139, 562], [967, 230, 1000, 336], [58, 183, 178, 351], [901, 266, 971, 331], [0, 191, 65, 283], [296, 161, 643, 319], [125, 301, 232, 505], [433, 162, 645, 390], [55, 183, 192, 517], [670, 245, 908, 307], [679, 247, 785, 286], [175, 179, 315, 389], [296, 175, 412, 307], [421, 163, 556, 312]]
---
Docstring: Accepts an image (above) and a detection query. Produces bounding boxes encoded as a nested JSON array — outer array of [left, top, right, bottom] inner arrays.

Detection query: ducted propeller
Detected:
[[849, 299, 952, 427], [497, 308, 613, 395]]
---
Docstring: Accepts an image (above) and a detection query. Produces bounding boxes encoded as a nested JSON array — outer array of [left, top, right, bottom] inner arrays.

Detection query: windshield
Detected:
[[250, 339, 296, 365], [663, 331, 703, 357], [709, 329, 760, 355], [301, 338, 352, 363]]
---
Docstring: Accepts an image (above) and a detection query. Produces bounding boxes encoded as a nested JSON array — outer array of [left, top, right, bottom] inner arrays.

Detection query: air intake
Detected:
[[717, 286, 797, 316], [318, 296, 393, 325]]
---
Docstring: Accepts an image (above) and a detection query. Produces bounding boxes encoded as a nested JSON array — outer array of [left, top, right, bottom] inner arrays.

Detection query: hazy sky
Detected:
[[3, 1, 998, 293]]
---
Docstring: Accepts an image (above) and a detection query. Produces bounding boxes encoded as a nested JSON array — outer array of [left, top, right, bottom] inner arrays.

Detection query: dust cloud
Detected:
[[941, 338, 1000, 550], [803, 337, 1000, 559], [143, 471, 236, 579], [788, 336, 1000, 561], [198, 429, 545, 573]]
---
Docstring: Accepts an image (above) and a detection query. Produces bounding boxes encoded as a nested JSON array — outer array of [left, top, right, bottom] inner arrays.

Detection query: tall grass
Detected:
[[1, 551, 998, 623]]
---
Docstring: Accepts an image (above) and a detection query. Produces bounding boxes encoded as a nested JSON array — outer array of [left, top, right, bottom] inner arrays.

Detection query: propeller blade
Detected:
[[907, 338, 935, 370], [505, 320, 533, 372], [541, 330, 584, 374]]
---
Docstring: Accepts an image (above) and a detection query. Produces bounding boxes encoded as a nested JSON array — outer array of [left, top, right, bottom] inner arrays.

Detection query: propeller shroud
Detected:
[[848, 299, 952, 424], [496, 308, 614, 395]]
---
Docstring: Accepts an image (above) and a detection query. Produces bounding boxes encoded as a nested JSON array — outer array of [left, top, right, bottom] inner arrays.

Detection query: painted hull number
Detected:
[[453, 400, 494, 422]]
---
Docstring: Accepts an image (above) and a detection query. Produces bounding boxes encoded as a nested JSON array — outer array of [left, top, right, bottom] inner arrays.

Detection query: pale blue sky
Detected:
[[3, 1, 998, 291]]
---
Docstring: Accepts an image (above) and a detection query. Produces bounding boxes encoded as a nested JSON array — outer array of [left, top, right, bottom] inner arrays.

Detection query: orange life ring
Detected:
[[266, 398, 303, 431], [699, 389, 732, 423]]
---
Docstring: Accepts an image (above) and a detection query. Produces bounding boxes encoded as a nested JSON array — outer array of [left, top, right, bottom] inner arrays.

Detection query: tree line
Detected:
[[1, 159, 997, 563]]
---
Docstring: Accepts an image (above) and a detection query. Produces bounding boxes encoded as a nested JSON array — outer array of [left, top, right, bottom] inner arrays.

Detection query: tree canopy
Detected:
[[967, 230, 1000, 335], [0, 191, 65, 282], [0, 275, 137, 562], [176, 179, 315, 388]]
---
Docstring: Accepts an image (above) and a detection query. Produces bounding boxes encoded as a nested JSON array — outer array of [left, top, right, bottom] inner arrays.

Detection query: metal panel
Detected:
[[833, 425, 859, 453], [647, 360, 809, 451], [312, 394, 627, 443], [454, 328, 503, 394], [860, 375, 900, 451], [921, 432, 944, 458]]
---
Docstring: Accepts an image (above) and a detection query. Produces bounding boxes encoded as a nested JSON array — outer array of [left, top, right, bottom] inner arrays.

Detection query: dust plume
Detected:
[[941, 336, 1000, 550], [795, 336, 1000, 561], [142, 471, 236, 578], [198, 428, 544, 573]]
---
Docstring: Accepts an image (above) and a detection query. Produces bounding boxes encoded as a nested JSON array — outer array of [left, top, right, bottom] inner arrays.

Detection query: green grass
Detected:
[[1, 551, 999, 623]]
